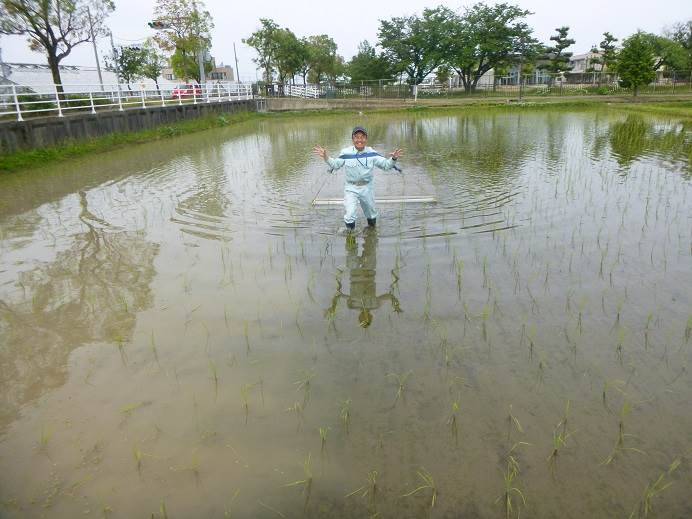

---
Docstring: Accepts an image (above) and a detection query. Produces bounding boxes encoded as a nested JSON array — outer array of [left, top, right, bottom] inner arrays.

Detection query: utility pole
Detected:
[[109, 31, 122, 96], [192, 0, 205, 86], [233, 42, 240, 82], [86, 7, 104, 91]]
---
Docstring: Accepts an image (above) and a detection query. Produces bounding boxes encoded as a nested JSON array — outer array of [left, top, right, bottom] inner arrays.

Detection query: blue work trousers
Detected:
[[343, 183, 378, 225]]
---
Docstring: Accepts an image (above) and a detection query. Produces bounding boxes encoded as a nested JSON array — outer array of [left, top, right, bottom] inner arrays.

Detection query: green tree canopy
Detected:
[[243, 18, 280, 82], [666, 20, 692, 69], [589, 32, 618, 72], [442, 2, 540, 92], [378, 6, 450, 85], [152, 0, 213, 82], [639, 32, 687, 70], [616, 32, 656, 96], [0, 0, 114, 91], [107, 45, 146, 89], [274, 28, 303, 83], [140, 39, 166, 89], [542, 26, 575, 74], [346, 40, 393, 82], [305, 34, 339, 83]]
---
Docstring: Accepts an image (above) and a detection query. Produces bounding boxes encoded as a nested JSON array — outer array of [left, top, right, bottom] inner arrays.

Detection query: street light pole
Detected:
[[192, 0, 205, 86]]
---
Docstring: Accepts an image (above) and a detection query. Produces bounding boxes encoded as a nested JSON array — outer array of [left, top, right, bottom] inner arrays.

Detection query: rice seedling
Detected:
[[222, 489, 240, 518], [448, 398, 461, 445], [497, 442, 529, 519], [209, 360, 219, 400], [318, 426, 330, 453], [257, 500, 286, 518], [507, 405, 523, 441], [160, 499, 168, 519], [630, 458, 681, 518], [286, 401, 305, 431], [684, 315, 691, 344], [243, 321, 251, 355], [284, 453, 313, 512], [150, 331, 160, 367], [602, 401, 646, 465], [339, 398, 352, 434], [401, 467, 437, 509], [133, 443, 144, 475], [294, 370, 315, 405], [240, 383, 256, 424], [346, 469, 379, 511], [387, 370, 413, 404], [546, 401, 573, 476]]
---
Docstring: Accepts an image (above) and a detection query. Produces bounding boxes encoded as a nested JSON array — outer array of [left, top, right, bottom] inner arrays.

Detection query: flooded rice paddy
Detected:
[[0, 108, 691, 518]]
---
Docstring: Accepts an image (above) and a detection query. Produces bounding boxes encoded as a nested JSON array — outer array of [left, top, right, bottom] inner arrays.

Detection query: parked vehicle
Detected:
[[171, 84, 202, 99]]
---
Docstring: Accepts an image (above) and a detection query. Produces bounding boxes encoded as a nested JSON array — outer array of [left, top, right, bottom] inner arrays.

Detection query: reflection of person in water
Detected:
[[325, 229, 402, 327]]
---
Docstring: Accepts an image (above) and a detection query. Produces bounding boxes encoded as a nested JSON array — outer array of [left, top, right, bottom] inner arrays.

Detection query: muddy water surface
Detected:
[[1, 110, 691, 518]]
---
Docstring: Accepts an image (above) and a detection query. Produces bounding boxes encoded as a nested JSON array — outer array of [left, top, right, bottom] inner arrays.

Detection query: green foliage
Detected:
[[638, 32, 688, 71], [378, 6, 451, 85], [0, 0, 114, 88], [140, 39, 167, 87], [243, 18, 280, 82], [442, 2, 540, 93], [107, 46, 146, 88], [542, 26, 575, 74], [305, 35, 340, 83], [616, 32, 657, 96], [666, 20, 692, 69], [170, 40, 213, 83], [346, 40, 393, 82], [152, 0, 213, 82], [589, 32, 619, 72]]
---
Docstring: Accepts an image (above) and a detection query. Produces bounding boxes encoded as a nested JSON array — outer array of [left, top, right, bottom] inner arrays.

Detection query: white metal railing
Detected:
[[0, 82, 254, 121], [283, 84, 319, 98]]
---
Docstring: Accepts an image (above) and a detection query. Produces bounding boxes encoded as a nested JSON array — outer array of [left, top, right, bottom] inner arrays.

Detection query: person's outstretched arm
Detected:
[[373, 148, 404, 171], [313, 145, 345, 171]]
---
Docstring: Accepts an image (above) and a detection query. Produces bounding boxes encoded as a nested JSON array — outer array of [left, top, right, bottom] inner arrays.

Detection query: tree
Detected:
[[140, 39, 166, 90], [0, 0, 114, 92], [305, 34, 338, 83], [169, 37, 213, 82], [378, 6, 450, 85], [106, 45, 146, 90], [295, 37, 312, 85], [666, 20, 692, 69], [589, 32, 618, 72], [543, 26, 575, 74], [435, 65, 451, 86], [243, 18, 280, 82], [152, 0, 213, 83], [442, 3, 539, 93], [616, 32, 656, 96], [346, 40, 393, 82], [274, 28, 303, 84], [639, 32, 687, 71]]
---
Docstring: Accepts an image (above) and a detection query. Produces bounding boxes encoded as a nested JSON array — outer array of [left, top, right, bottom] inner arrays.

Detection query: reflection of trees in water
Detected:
[[0, 192, 158, 428], [608, 116, 691, 173], [263, 121, 348, 187], [414, 114, 537, 189]]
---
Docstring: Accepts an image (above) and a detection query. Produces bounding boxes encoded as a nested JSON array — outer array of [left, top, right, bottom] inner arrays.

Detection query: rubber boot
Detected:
[[367, 218, 377, 227], [345, 221, 355, 230]]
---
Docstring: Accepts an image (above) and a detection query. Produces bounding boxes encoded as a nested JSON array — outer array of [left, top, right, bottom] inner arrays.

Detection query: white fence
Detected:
[[283, 84, 320, 98], [0, 82, 254, 121]]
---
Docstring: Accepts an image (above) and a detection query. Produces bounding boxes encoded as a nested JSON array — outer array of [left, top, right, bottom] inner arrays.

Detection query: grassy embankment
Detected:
[[1, 97, 690, 174]]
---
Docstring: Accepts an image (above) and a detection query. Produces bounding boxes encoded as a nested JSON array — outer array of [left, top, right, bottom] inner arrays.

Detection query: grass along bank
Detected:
[[1, 97, 690, 173]]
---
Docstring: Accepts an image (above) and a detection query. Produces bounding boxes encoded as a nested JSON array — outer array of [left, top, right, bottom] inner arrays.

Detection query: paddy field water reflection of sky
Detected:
[[0, 109, 690, 518]]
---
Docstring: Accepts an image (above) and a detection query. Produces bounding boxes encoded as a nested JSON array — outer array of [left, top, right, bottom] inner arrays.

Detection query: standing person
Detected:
[[313, 126, 403, 230]]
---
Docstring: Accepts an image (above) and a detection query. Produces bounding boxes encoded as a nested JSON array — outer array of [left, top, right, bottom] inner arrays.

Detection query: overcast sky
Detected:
[[1, 0, 689, 81]]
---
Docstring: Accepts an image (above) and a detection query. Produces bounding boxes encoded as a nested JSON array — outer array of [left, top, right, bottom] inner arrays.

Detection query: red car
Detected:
[[171, 83, 203, 99]]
